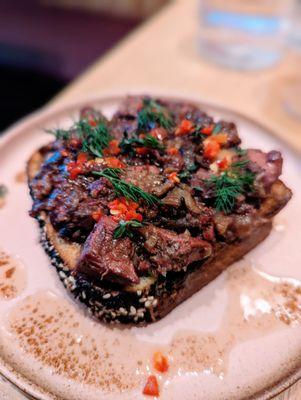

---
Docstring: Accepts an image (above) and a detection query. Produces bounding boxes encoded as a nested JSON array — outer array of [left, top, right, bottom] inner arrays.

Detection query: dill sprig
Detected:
[[235, 148, 247, 157], [212, 123, 222, 135], [93, 168, 160, 205], [142, 134, 165, 149], [206, 160, 255, 213], [120, 134, 165, 154], [113, 219, 143, 239], [48, 119, 111, 157], [76, 120, 111, 157], [137, 98, 174, 132]]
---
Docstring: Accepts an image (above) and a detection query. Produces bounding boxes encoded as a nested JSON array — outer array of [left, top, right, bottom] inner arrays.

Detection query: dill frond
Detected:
[[93, 168, 160, 205]]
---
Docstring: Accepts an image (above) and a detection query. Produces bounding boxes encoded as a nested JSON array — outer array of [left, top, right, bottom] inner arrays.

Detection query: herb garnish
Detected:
[[212, 123, 222, 135], [48, 119, 111, 157], [120, 134, 165, 154], [93, 168, 160, 205], [192, 125, 208, 140], [205, 160, 255, 213], [235, 148, 247, 157], [137, 99, 174, 132], [178, 164, 198, 181], [113, 219, 143, 239]]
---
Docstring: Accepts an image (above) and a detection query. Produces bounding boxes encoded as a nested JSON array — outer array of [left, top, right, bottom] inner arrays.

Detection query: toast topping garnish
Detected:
[[29, 96, 287, 288]]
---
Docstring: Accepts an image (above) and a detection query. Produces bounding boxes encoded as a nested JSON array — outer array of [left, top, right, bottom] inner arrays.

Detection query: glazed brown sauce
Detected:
[[0, 250, 26, 300], [2, 263, 300, 396]]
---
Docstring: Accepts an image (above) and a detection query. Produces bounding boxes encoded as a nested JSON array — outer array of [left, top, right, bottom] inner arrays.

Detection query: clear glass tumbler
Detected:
[[198, 0, 294, 70]]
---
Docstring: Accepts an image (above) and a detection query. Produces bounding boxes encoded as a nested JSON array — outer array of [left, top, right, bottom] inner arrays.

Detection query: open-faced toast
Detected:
[[27, 97, 292, 324]]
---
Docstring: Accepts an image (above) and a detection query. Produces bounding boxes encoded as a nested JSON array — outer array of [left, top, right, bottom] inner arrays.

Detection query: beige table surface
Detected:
[[3, 0, 301, 399]]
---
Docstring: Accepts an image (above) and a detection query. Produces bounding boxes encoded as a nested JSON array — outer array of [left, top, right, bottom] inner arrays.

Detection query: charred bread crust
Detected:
[[27, 149, 292, 325]]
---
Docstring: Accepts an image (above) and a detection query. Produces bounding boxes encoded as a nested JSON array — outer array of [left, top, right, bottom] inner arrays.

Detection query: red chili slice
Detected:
[[143, 375, 159, 397]]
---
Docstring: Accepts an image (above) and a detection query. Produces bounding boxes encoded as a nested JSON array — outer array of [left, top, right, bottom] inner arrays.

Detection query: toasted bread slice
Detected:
[[27, 148, 292, 324]]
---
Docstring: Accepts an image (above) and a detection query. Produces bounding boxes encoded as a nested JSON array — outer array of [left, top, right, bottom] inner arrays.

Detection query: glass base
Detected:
[[198, 39, 282, 71]]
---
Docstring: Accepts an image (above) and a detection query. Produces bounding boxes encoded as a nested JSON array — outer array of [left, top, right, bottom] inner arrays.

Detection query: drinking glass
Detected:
[[198, 0, 294, 70]]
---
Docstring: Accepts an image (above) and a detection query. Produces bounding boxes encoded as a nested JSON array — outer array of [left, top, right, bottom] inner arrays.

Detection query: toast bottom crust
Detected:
[[38, 215, 272, 325]]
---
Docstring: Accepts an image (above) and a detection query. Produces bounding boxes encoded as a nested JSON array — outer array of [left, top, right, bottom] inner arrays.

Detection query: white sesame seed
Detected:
[[103, 293, 111, 299], [152, 299, 158, 307], [119, 307, 127, 315], [139, 297, 147, 303], [145, 300, 152, 309]]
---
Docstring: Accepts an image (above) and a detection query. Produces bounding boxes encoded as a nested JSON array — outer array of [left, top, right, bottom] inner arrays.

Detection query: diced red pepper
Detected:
[[108, 198, 143, 222], [67, 152, 88, 179], [168, 172, 180, 184], [91, 210, 103, 222], [167, 147, 179, 156], [175, 119, 194, 136], [125, 210, 143, 222], [104, 157, 125, 169], [217, 157, 229, 171], [213, 133, 228, 145], [150, 127, 167, 141], [201, 125, 214, 135], [153, 351, 169, 373], [77, 152, 88, 164], [109, 139, 121, 155], [67, 162, 83, 180], [203, 139, 220, 160], [143, 375, 159, 397], [88, 116, 97, 127], [136, 147, 149, 155], [203, 132, 228, 161], [103, 140, 121, 156]]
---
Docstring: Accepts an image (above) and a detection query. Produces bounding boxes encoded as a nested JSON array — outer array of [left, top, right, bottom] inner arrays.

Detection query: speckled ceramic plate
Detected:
[[0, 93, 300, 400]]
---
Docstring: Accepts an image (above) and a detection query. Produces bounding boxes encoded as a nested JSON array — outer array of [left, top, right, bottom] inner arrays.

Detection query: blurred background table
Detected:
[[1, 0, 300, 398]]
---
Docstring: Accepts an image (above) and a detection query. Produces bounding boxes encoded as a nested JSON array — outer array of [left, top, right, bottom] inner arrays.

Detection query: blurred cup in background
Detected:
[[198, 0, 294, 70]]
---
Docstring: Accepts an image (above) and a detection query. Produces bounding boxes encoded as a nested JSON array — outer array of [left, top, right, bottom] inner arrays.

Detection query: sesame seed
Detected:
[[130, 306, 137, 315], [102, 293, 111, 299], [139, 297, 147, 303], [152, 299, 158, 307], [145, 300, 152, 309]]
